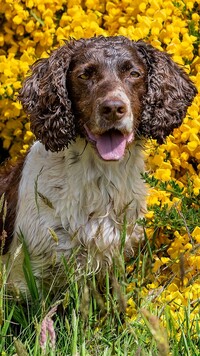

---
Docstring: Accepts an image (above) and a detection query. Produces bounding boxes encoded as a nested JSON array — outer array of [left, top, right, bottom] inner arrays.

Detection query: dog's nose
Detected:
[[99, 99, 127, 121]]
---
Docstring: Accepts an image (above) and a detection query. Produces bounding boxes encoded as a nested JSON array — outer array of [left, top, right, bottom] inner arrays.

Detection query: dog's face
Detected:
[[67, 43, 148, 160], [19, 36, 197, 154]]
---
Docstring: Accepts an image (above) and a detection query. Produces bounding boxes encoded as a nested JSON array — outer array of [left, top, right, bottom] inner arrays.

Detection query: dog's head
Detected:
[[19, 36, 197, 160]]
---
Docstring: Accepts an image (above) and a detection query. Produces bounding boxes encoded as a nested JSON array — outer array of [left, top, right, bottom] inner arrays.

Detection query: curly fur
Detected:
[[136, 41, 196, 143], [19, 36, 197, 150]]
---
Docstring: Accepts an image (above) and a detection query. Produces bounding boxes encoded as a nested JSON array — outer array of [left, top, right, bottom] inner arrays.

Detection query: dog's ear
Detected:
[[135, 41, 197, 143], [19, 44, 76, 152]]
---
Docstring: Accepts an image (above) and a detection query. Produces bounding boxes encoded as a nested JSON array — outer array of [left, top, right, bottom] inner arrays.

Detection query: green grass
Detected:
[[1, 175, 200, 355], [1, 238, 200, 356]]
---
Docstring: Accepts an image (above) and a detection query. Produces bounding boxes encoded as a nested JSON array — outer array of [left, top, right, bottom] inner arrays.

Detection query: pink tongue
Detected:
[[96, 131, 127, 160]]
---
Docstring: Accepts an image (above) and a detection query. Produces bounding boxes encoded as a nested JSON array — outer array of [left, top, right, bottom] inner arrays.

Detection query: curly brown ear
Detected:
[[135, 41, 197, 143], [19, 44, 76, 152]]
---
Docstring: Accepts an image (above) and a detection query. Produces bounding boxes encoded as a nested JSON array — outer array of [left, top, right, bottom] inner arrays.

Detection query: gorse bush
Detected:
[[0, 0, 200, 354], [138, 175, 200, 329]]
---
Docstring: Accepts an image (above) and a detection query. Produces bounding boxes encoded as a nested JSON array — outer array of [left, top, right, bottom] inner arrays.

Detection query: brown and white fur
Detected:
[[0, 36, 197, 293]]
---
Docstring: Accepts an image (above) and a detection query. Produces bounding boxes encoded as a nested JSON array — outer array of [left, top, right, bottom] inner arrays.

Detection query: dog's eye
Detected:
[[78, 73, 90, 80], [130, 70, 141, 78]]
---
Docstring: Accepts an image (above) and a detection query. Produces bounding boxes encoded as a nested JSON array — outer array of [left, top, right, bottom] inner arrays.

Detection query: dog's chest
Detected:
[[50, 149, 145, 250], [17, 140, 146, 253]]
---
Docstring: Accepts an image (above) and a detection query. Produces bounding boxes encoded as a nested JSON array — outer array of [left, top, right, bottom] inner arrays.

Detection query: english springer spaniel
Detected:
[[0, 36, 197, 293]]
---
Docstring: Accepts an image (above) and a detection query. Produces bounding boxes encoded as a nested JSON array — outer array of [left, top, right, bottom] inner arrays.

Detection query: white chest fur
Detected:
[[9, 138, 146, 286]]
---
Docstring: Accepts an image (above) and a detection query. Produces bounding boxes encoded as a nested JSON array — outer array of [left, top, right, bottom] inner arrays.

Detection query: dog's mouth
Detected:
[[84, 126, 134, 161]]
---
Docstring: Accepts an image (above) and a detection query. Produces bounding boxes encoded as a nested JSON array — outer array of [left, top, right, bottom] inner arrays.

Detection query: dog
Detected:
[[0, 36, 197, 293]]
